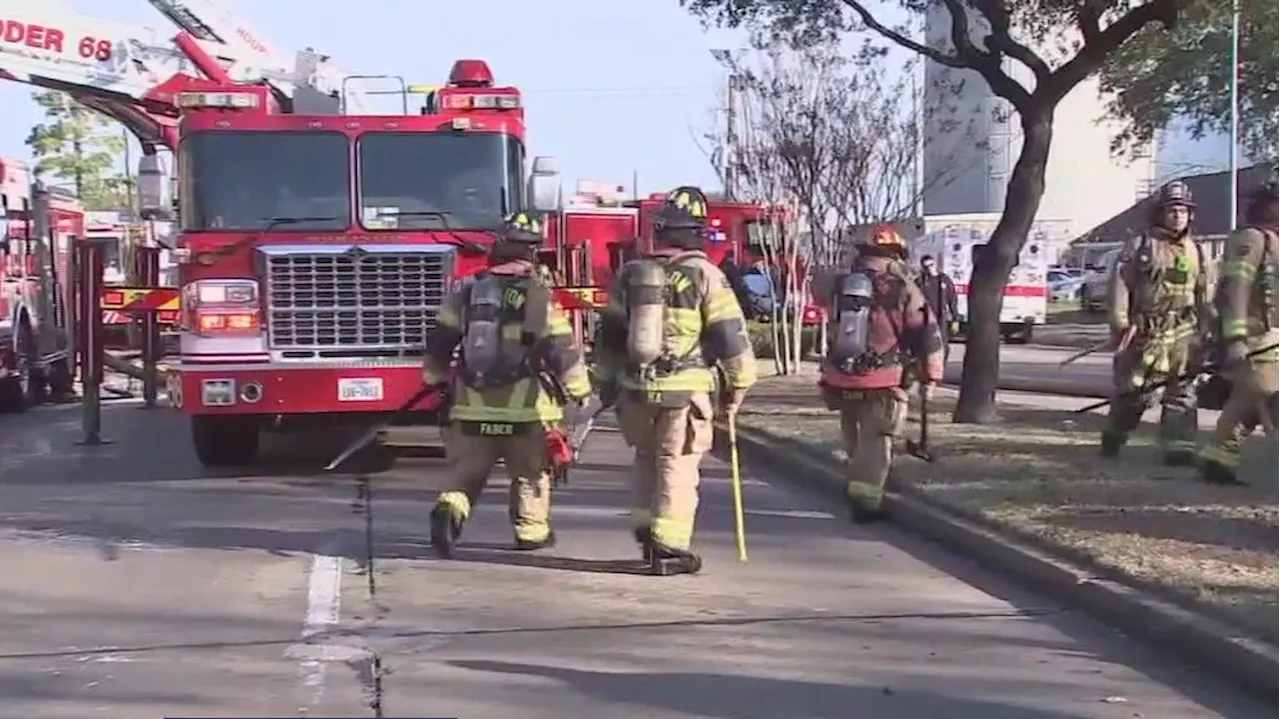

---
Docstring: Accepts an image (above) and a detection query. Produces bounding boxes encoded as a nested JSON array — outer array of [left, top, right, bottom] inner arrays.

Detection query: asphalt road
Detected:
[[947, 343, 1113, 397], [1, 401, 1271, 718]]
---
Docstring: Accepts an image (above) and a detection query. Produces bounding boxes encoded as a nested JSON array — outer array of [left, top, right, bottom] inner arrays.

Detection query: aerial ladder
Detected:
[[0, 0, 363, 409], [141, 0, 370, 114]]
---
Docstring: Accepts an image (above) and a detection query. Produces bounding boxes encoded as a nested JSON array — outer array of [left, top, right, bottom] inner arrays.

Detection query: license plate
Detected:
[[338, 378, 384, 402]]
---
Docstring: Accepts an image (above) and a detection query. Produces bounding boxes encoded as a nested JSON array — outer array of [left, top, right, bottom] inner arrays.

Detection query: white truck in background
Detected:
[[909, 216, 1066, 345]]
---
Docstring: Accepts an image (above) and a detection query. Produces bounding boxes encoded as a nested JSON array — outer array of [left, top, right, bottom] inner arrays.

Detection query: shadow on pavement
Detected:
[[446, 659, 1087, 719]]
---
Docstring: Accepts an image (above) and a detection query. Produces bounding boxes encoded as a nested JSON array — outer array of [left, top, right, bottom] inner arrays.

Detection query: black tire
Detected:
[[46, 359, 75, 401], [1006, 322, 1034, 345], [0, 321, 40, 413], [191, 415, 261, 467]]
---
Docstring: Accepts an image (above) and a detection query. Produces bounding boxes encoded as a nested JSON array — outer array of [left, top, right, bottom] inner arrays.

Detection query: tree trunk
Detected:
[[953, 110, 1054, 424]]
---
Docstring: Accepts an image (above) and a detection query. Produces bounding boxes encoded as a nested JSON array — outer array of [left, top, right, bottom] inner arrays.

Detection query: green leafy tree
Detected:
[[681, 0, 1184, 423], [25, 90, 129, 211], [1100, 0, 1278, 162]]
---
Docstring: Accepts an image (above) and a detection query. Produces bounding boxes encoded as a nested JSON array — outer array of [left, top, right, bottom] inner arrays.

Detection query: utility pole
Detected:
[[910, 67, 924, 218], [1227, 0, 1241, 231], [711, 49, 741, 201], [725, 72, 739, 200], [122, 127, 136, 214]]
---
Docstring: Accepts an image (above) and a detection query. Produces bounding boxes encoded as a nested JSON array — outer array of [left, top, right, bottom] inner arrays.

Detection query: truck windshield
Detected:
[[357, 132, 523, 231], [179, 131, 350, 232]]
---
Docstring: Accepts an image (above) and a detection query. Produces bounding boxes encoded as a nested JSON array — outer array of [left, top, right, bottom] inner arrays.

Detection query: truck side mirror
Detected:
[[528, 155, 560, 213], [0, 195, 8, 254], [137, 154, 173, 220]]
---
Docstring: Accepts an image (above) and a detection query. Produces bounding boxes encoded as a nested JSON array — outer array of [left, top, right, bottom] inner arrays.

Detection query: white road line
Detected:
[[293, 552, 343, 706]]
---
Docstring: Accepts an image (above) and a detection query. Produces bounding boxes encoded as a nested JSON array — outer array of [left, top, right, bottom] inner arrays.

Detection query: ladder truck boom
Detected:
[[0, 2, 356, 148], [146, 0, 281, 58], [0, 3, 259, 147], [141, 0, 366, 112]]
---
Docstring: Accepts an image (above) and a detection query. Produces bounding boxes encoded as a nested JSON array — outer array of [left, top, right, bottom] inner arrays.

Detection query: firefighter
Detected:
[[1199, 169, 1279, 484], [424, 212, 592, 558], [1101, 181, 1211, 464], [818, 225, 945, 523], [595, 186, 756, 575]]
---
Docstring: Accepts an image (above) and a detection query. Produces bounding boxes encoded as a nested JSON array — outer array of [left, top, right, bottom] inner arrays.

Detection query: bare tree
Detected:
[[685, 0, 1185, 424], [697, 35, 978, 370]]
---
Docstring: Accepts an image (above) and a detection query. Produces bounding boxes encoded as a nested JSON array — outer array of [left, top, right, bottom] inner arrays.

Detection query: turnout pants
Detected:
[[1201, 361, 1279, 471], [433, 424, 553, 544], [825, 387, 908, 512], [1104, 335, 1199, 458], [617, 392, 716, 551]]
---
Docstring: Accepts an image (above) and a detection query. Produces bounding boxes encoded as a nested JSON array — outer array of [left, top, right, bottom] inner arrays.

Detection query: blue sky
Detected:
[[1, 0, 745, 195], [2, 0, 1241, 200]]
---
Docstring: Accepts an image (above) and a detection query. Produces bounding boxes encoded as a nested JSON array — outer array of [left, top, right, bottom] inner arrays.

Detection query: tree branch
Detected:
[[937, 0, 1034, 108], [835, 0, 965, 68], [1076, 0, 1105, 44], [1044, 0, 1179, 102], [971, 0, 1053, 83]]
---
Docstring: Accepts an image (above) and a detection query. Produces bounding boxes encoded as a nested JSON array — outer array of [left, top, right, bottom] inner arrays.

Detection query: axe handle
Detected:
[[918, 389, 930, 450]]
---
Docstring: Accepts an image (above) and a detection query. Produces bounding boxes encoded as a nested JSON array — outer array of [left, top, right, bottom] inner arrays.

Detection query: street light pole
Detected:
[[711, 49, 739, 200], [1228, 0, 1241, 231]]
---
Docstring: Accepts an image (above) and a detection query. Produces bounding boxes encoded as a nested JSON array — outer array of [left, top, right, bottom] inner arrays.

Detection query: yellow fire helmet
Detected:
[[655, 185, 710, 231], [499, 212, 543, 244]]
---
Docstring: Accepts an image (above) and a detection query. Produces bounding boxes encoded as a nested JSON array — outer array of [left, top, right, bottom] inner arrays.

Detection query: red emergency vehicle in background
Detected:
[[542, 186, 821, 334], [1, 156, 84, 411], [84, 213, 181, 348]]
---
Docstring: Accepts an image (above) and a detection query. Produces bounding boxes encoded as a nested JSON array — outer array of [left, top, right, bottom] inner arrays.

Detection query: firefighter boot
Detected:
[[1199, 459, 1243, 486], [645, 538, 703, 577], [847, 498, 886, 525], [1162, 449, 1198, 467], [633, 526, 654, 563], [1099, 432, 1124, 459], [513, 530, 557, 552], [430, 504, 464, 559]]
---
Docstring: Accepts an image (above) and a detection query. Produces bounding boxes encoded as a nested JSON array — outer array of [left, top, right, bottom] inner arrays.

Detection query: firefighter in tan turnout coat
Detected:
[[595, 186, 757, 575], [1102, 181, 1211, 465], [1199, 169, 1280, 484], [424, 213, 592, 558]]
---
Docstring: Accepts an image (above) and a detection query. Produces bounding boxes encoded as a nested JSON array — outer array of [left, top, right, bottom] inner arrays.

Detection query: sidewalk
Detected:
[[749, 359, 1223, 430], [724, 363, 1278, 698]]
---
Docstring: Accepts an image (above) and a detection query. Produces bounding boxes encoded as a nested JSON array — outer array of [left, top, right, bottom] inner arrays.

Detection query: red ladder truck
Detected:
[[165, 59, 558, 467], [5, 3, 568, 464]]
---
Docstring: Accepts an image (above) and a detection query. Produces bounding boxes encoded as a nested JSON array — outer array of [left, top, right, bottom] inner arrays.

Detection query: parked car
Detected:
[[1047, 269, 1085, 303], [1079, 249, 1121, 313]]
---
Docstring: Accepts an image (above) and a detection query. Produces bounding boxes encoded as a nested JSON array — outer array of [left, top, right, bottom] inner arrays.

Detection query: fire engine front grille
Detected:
[[264, 248, 452, 349]]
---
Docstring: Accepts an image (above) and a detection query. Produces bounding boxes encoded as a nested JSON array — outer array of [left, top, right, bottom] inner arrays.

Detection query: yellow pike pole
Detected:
[[728, 416, 748, 563]]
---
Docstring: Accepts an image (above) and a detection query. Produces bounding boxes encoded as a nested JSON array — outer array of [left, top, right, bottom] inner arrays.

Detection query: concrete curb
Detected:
[[942, 378, 1108, 399], [713, 421, 1279, 701]]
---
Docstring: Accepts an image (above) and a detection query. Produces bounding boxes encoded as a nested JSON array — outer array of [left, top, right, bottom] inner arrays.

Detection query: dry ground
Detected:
[[738, 371, 1279, 642]]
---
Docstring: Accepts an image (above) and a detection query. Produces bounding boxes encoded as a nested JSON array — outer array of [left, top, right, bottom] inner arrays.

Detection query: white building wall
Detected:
[[919, 6, 1156, 239]]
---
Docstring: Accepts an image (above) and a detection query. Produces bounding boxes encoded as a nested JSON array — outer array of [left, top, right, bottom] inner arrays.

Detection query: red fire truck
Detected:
[[0, 157, 84, 411], [165, 60, 559, 465], [543, 188, 821, 332], [4, 2, 565, 464]]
